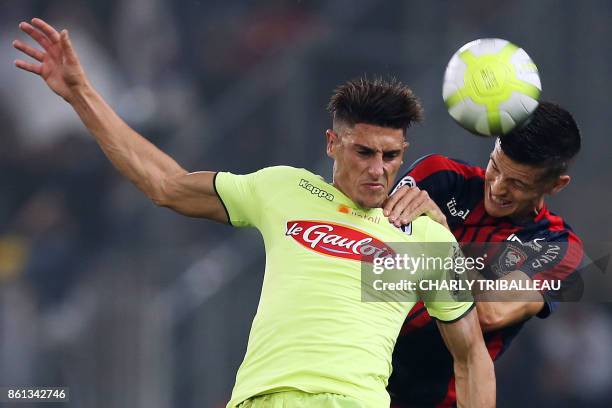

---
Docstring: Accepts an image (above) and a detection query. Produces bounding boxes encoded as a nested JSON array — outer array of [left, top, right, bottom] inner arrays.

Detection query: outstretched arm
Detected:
[[13, 18, 227, 222], [437, 308, 496, 408]]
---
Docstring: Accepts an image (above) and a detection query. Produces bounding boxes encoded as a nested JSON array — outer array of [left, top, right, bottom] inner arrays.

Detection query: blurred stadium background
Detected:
[[1, 1, 612, 407]]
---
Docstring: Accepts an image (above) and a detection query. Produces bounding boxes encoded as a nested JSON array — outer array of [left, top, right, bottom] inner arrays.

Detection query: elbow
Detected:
[[476, 304, 503, 332], [149, 177, 174, 208], [151, 194, 169, 208]]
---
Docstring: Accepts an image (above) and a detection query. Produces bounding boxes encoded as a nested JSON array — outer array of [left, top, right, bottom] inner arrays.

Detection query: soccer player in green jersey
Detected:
[[13, 18, 495, 407]]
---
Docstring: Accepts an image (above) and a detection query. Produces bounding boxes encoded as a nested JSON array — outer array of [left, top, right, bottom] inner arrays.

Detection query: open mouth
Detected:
[[489, 189, 512, 208]]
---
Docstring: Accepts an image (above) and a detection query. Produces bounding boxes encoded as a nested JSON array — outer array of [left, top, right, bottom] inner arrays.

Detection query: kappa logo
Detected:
[[299, 179, 334, 202], [285, 220, 394, 262]]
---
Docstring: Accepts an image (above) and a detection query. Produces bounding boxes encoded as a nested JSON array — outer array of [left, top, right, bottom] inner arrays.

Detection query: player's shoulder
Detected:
[[254, 165, 303, 176], [251, 165, 317, 183], [411, 215, 457, 243], [403, 153, 484, 180], [534, 207, 583, 244]]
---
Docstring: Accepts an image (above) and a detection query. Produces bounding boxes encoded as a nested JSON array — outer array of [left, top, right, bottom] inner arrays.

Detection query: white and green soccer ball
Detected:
[[443, 38, 541, 136]]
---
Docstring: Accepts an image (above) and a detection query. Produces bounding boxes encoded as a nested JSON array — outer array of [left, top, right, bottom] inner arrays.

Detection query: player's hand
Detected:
[[13, 18, 88, 102], [383, 185, 449, 230]]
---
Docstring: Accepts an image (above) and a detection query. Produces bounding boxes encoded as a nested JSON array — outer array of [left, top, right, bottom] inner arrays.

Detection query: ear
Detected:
[[402, 140, 409, 152], [549, 175, 571, 195], [326, 129, 338, 158], [398, 140, 409, 165]]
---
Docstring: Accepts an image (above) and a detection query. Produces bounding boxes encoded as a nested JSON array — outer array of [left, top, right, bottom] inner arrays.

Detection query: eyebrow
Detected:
[[354, 143, 402, 155], [490, 155, 531, 187]]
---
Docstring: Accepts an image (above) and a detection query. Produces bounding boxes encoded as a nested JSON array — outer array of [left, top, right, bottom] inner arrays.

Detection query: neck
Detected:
[[510, 197, 545, 223], [332, 180, 357, 205]]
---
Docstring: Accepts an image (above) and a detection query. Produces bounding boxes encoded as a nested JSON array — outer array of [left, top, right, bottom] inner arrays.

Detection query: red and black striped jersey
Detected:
[[388, 154, 584, 408]]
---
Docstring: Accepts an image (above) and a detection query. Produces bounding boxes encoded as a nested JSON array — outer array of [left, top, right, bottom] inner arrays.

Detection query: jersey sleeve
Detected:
[[214, 171, 260, 228], [392, 154, 476, 206], [417, 217, 475, 322], [519, 229, 584, 318], [214, 166, 288, 228]]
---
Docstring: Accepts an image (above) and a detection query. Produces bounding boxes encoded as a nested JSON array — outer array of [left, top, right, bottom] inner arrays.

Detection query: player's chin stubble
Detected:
[[358, 192, 386, 209]]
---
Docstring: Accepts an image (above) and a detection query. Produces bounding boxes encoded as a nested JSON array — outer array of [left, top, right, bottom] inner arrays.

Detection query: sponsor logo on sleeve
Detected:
[[531, 244, 561, 270], [285, 220, 394, 262], [446, 197, 470, 220]]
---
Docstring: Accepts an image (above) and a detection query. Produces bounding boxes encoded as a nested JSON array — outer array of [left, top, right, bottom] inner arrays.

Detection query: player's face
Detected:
[[326, 123, 407, 208], [484, 144, 552, 220]]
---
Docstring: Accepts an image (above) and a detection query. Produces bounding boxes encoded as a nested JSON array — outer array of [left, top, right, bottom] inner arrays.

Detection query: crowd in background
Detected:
[[1, 1, 612, 407]]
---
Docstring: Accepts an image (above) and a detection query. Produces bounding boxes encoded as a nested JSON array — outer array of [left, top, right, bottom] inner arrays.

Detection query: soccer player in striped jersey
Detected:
[[384, 102, 583, 407]]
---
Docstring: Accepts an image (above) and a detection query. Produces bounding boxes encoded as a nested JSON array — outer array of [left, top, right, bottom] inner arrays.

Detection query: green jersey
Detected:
[[216, 166, 472, 408]]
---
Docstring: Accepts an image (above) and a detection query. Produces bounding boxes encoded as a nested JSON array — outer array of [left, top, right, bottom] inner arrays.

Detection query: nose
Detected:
[[368, 154, 384, 179], [489, 174, 507, 196]]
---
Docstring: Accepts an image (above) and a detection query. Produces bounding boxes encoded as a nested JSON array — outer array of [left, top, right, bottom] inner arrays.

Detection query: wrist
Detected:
[[64, 80, 94, 105]]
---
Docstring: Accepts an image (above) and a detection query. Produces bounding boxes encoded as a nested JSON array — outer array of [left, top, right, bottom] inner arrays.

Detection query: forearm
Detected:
[[14, 18, 213, 212], [477, 299, 544, 332], [473, 271, 546, 332], [68, 83, 186, 202], [438, 310, 496, 407], [455, 345, 496, 408]]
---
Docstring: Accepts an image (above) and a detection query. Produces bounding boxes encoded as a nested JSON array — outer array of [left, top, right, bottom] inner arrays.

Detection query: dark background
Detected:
[[1, 1, 611, 407]]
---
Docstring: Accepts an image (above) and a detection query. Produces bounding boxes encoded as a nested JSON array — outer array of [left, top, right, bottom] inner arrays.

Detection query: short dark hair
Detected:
[[327, 76, 424, 132], [499, 101, 581, 180]]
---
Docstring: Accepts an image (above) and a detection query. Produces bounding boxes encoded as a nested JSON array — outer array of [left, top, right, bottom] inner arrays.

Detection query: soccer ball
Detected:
[[442, 38, 541, 137]]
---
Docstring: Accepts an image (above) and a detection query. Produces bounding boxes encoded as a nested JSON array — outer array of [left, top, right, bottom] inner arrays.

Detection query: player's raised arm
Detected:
[[13, 18, 227, 222], [436, 308, 496, 408]]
